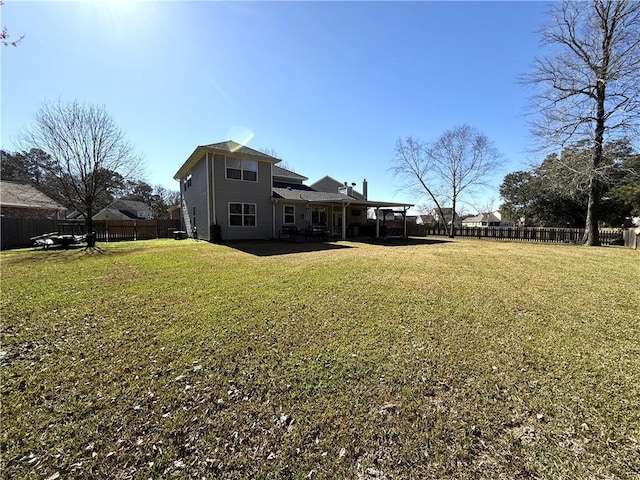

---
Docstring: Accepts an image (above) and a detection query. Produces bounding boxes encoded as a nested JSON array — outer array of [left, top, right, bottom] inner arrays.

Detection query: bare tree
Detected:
[[525, 0, 640, 245], [1, 1, 24, 46], [19, 100, 142, 244], [259, 146, 296, 172], [392, 125, 502, 238]]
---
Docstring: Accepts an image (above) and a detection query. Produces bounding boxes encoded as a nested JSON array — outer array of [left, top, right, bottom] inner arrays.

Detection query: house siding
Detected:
[[181, 155, 209, 239], [213, 154, 274, 240], [274, 202, 306, 234], [312, 177, 343, 193]]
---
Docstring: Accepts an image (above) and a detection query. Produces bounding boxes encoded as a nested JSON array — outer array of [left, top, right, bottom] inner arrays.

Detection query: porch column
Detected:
[[403, 207, 408, 239], [375, 207, 380, 239], [342, 203, 347, 240]]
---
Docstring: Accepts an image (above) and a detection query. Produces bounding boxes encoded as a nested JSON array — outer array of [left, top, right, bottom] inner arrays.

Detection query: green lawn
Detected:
[[1, 238, 639, 479]]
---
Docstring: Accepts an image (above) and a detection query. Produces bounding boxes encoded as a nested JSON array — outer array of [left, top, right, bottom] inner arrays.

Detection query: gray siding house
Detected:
[[174, 140, 413, 241]]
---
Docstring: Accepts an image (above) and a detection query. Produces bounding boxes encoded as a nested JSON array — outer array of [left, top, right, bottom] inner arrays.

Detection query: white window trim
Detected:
[[225, 157, 258, 182], [228, 202, 257, 227], [283, 204, 295, 225]]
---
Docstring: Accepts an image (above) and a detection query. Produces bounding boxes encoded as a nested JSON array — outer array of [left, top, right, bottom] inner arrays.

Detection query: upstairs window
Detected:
[[226, 157, 258, 182]]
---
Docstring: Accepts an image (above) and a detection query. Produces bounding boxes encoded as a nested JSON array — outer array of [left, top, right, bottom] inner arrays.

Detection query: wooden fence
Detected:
[[1, 218, 59, 250], [407, 225, 629, 246], [1, 218, 181, 250]]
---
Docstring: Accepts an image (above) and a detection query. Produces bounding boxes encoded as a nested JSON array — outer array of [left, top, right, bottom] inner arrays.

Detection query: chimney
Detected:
[[362, 179, 368, 200]]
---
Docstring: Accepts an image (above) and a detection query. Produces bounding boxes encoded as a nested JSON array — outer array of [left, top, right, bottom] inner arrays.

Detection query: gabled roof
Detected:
[[273, 165, 308, 181], [93, 208, 138, 220], [110, 199, 153, 213], [310, 175, 366, 200], [309, 175, 343, 191], [92, 199, 153, 220], [433, 208, 456, 215], [0, 180, 65, 210], [463, 212, 501, 224], [174, 140, 281, 180]]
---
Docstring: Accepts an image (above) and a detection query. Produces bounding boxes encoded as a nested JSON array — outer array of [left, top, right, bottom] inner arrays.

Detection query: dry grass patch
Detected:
[[1, 239, 638, 479]]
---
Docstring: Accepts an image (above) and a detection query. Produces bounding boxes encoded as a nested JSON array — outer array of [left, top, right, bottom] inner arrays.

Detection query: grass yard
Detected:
[[1, 238, 639, 479]]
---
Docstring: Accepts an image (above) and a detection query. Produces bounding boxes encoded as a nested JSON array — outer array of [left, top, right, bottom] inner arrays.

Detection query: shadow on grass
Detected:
[[1, 243, 123, 265], [356, 236, 453, 247], [223, 237, 451, 256], [223, 239, 354, 256]]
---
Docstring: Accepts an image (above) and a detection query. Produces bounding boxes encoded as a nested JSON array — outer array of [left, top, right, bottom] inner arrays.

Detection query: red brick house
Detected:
[[0, 180, 66, 219]]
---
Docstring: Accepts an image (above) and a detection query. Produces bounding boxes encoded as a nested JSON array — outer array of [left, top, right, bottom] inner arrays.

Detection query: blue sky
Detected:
[[2, 1, 549, 213]]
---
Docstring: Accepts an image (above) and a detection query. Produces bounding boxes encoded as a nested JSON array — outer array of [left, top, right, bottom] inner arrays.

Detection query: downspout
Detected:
[[272, 200, 277, 239], [271, 163, 275, 239], [342, 202, 347, 240], [210, 153, 216, 225]]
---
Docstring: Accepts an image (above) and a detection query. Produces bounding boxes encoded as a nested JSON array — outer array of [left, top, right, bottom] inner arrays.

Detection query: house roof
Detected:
[[463, 212, 501, 224], [174, 140, 281, 180], [432, 208, 456, 215], [272, 184, 413, 208], [309, 175, 366, 200], [109, 199, 153, 213], [273, 185, 352, 203], [92, 199, 153, 220], [273, 165, 308, 181], [93, 208, 138, 220], [309, 175, 343, 191], [0, 180, 65, 210], [273, 181, 316, 191]]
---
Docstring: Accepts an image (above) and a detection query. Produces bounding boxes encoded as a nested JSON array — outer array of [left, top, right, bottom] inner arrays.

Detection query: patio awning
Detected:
[[272, 186, 413, 209]]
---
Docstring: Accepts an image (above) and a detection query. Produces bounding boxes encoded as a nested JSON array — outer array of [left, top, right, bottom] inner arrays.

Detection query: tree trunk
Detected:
[[86, 205, 93, 236], [583, 175, 601, 246], [583, 78, 606, 246], [448, 198, 456, 238]]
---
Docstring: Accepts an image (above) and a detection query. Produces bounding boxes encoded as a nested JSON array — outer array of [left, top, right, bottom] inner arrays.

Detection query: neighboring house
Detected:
[[493, 210, 518, 227], [461, 212, 501, 227], [0, 180, 66, 219], [92, 199, 153, 220], [430, 208, 460, 226], [173, 140, 413, 241], [415, 214, 435, 225]]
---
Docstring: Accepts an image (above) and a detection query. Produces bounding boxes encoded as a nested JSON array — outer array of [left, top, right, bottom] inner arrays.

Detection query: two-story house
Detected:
[[173, 140, 413, 241]]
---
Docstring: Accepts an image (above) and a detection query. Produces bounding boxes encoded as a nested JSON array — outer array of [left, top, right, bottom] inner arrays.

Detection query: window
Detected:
[[229, 203, 256, 227], [226, 157, 258, 182], [312, 207, 327, 225], [184, 173, 192, 191], [283, 205, 295, 224]]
